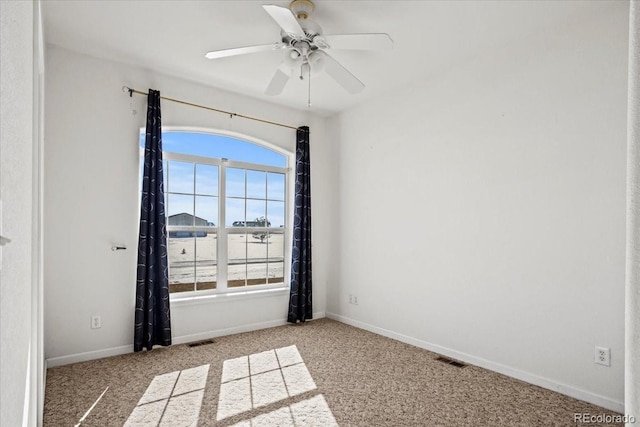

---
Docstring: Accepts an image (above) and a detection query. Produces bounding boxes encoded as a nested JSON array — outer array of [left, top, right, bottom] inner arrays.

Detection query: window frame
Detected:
[[139, 127, 293, 300]]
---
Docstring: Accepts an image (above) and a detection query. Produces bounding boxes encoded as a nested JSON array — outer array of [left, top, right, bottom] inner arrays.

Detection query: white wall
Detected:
[[44, 46, 329, 364], [0, 1, 42, 426], [327, 3, 628, 411], [626, 0, 640, 420]]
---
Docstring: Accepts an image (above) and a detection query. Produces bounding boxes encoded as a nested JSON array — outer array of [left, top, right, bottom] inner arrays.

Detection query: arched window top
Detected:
[[139, 130, 287, 168]]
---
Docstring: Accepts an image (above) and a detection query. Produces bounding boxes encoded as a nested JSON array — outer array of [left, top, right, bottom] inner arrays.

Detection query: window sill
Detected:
[[170, 286, 289, 307]]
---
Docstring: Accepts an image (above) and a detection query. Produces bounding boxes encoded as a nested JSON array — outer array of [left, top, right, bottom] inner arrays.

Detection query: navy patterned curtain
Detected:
[[288, 126, 313, 323], [134, 89, 172, 352]]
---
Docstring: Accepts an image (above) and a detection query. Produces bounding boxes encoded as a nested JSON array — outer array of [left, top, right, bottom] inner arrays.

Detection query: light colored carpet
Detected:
[[43, 318, 621, 426]]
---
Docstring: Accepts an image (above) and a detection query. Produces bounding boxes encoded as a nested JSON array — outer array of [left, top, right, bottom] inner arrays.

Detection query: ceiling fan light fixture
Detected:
[[284, 51, 304, 69], [308, 50, 326, 76], [290, 0, 314, 20]]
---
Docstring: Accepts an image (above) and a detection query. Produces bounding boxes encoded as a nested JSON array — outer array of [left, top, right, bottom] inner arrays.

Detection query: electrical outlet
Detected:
[[352, 295, 358, 305], [595, 346, 610, 366], [91, 315, 101, 329]]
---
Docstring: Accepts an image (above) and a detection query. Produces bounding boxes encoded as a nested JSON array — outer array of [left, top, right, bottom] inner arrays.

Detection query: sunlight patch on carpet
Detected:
[[217, 345, 337, 425], [228, 395, 338, 427], [124, 364, 209, 426]]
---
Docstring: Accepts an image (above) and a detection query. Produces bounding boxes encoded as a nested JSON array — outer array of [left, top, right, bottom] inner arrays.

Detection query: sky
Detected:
[[161, 132, 286, 167], [140, 132, 287, 227]]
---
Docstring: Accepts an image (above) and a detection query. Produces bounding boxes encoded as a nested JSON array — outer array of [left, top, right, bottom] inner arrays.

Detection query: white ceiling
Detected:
[[43, 0, 618, 115]]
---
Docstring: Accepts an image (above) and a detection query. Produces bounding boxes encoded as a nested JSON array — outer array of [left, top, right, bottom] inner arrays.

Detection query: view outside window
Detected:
[[226, 168, 286, 287], [166, 161, 219, 292], [140, 131, 288, 294]]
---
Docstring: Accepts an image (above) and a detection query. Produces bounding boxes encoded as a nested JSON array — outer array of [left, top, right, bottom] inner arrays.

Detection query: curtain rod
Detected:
[[122, 86, 298, 130]]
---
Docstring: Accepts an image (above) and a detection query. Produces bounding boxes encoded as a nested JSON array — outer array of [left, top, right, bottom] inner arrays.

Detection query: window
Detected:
[[140, 130, 290, 295]]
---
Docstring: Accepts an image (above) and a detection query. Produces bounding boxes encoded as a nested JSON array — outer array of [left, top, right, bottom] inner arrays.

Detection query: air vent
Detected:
[[435, 356, 466, 368], [186, 339, 215, 348]]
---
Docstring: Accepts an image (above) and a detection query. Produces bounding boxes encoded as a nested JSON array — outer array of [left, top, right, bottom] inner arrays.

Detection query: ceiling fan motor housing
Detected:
[[281, 18, 322, 46]]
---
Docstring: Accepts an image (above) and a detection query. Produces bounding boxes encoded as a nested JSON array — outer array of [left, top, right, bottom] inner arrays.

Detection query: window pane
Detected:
[[226, 198, 245, 227], [196, 233, 216, 290], [168, 161, 194, 194], [168, 235, 195, 293], [196, 164, 218, 196], [195, 196, 218, 227], [267, 233, 285, 284], [268, 261, 285, 285], [247, 170, 266, 200], [247, 231, 268, 286], [267, 233, 284, 283], [162, 132, 286, 168], [267, 173, 285, 201], [162, 160, 168, 192], [167, 194, 194, 220], [267, 201, 285, 228], [227, 234, 247, 287], [246, 200, 266, 225], [226, 168, 245, 198]]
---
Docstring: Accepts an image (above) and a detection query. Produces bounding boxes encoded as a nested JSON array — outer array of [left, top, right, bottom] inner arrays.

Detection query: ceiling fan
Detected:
[[205, 0, 393, 101]]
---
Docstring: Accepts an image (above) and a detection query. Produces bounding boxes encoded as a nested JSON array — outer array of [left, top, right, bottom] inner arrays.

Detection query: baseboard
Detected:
[[42, 358, 47, 400], [172, 311, 325, 345], [46, 343, 133, 368], [22, 343, 31, 427], [46, 311, 326, 368], [326, 312, 624, 414], [172, 318, 290, 345]]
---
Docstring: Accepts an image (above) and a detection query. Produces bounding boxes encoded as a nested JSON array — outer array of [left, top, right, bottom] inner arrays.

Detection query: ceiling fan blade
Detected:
[[205, 43, 282, 60], [263, 5, 306, 39], [323, 33, 394, 50], [265, 63, 292, 96], [321, 52, 365, 94]]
